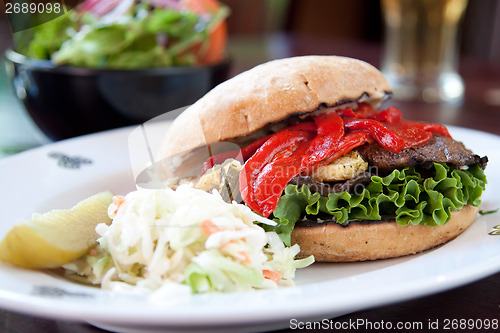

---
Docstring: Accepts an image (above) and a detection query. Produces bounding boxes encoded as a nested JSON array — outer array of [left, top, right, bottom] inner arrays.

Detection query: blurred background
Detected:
[[221, 0, 500, 68], [0, 0, 499, 157]]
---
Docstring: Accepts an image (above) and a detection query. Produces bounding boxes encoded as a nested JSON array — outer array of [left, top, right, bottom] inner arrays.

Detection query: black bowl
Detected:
[[4, 50, 231, 141]]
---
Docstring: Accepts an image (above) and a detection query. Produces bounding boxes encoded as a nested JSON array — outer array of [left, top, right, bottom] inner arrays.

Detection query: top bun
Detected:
[[161, 56, 392, 158]]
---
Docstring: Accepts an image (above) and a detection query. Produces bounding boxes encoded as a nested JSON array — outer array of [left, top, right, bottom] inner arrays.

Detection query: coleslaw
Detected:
[[63, 185, 314, 294]]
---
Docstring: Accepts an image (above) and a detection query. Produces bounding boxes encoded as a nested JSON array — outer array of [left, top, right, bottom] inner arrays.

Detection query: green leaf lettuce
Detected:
[[15, 3, 230, 69], [269, 163, 486, 246]]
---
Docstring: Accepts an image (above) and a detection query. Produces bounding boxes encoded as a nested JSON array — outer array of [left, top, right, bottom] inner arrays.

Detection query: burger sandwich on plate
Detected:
[[160, 56, 488, 262]]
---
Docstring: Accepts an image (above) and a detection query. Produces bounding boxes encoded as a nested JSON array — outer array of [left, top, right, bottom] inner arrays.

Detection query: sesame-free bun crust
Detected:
[[161, 56, 391, 158], [291, 205, 479, 262]]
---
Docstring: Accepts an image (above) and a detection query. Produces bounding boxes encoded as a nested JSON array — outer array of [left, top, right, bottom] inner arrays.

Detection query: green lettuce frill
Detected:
[[268, 163, 486, 246]]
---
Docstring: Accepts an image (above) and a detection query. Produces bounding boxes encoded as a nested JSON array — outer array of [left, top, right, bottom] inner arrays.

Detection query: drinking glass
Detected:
[[381, 0, 469, 104]]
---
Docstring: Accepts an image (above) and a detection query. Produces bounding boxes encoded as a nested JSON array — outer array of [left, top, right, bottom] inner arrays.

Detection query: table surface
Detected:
[[1, 33, 500, 333]]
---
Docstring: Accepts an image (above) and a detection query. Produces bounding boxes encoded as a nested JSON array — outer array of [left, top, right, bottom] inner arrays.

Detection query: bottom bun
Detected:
[[291, 205, 479, 262]]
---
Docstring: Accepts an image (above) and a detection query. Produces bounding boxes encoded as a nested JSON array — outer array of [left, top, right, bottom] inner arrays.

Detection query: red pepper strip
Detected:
[[240, 130, 313, 186], [277, 121, 316, 133], [420, 123, 451, 137], [353, 102, 380, 119], [241, 135, 275, 158], [201, 122, 316, 175], [239, 130, 314, 216], [399, 120, 452, 138], [388, 124, 432, 149], [337, 105, 402, 124], [386, 119, 452, 149], [200, 134, 272, 174], [301, 112, 344, 167], [244, 137, 313, 217], [314, 131, 373, 167], [336, 108, 357, 118], [313, 111, 343, 136], [372, 106, 402, 124], [301, 134, 340, 167], [252, 140, 312, 216], [343, 118, 407, 153]]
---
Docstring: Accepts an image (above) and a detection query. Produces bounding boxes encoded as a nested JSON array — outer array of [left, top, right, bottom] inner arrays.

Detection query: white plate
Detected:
[[0, 124, 499, 333]]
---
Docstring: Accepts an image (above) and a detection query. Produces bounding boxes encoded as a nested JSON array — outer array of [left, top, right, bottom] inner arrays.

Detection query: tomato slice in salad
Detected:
[[181, 0, 228, 64]]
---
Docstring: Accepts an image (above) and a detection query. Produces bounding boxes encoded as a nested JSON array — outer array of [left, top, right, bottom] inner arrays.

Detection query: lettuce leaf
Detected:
[[15, 13, 77, 60], [270, 163, 486, 246], [17, 3, 230, 68]]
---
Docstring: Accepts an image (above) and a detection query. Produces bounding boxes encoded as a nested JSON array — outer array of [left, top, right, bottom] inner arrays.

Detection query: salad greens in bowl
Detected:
[[15, 0, 230, 68], [5, 0, 231, 140]]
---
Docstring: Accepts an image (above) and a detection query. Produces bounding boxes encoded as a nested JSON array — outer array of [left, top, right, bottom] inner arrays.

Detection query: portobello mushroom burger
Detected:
[[160, 55, 488, 262]]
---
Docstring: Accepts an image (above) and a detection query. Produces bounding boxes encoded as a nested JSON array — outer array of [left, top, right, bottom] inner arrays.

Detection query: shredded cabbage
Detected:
[[63, 185, 313, 294]]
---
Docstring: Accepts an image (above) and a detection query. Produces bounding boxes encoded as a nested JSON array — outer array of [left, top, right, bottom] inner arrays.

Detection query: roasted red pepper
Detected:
[[336, 104, 402, 124], [352, 102, 379, 119], [372, 106, 402, 124], [302, 112, 344, 167], [200, 134, 272, 174], [233, 103, 453, 217], [336, 108, 357, 118], [387, 122, 433, 149], [399, 120, 451, 138], [200, 122, 319, 175], [313, 111, 344, 136], [343, 118, 407, 153], [249, 140, 312, 216], [239, 129, 314, 216], [318, 130, 373, 166]]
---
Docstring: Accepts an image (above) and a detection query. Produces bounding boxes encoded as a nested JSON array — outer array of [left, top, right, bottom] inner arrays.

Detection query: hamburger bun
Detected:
[[161, 56, 392, 158], [291, 205, 479, 262]]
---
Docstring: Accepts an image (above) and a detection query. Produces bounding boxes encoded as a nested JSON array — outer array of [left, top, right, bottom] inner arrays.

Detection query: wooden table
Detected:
[[1, 33, 499, 332]]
